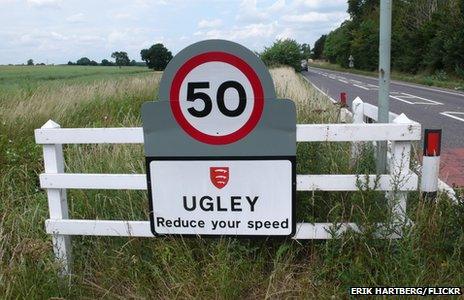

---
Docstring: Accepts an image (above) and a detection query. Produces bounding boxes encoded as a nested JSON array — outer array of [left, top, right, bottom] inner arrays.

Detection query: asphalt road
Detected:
[[302, 66, 464, 186]]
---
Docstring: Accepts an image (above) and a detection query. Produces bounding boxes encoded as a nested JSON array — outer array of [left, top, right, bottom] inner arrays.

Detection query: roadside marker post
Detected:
[[340, 92, 347, 107], [141, 40, 297, 237], [421, 129, 442, 200]]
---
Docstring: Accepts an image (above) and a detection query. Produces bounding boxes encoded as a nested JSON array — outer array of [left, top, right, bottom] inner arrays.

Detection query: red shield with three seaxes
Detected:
[[210, 167, 229, 189]]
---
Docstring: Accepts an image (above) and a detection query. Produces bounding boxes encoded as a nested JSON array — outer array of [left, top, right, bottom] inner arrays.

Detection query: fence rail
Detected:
[[35, 123, 420, 144], [36, 100, 421, 275], [45, 219, 365, 240], [40, 173, 418, 191]]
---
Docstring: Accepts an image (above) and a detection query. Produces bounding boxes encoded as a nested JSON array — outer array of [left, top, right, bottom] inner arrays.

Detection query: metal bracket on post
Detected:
[[41, 120, 72, 276]]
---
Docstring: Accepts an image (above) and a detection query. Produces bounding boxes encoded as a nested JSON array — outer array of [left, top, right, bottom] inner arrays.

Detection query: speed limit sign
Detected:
[[170, 52, 264, 145], [142, 40, 296, 238]]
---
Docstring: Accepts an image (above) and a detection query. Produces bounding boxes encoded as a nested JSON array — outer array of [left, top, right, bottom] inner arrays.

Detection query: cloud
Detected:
[[282, 11, 346, 23], [276, 27, 295, 40], [26, 0, 61, 8], [107, 30, 127, 44], [269, 0, 286, 12], [134, 0, 169, 7], [66, 13, 85, 23], [76, 35, 104, 44], [112, 13, 133, 20], [293, 0, 347, 10], [195, 22, 276, 41], [12, 30, 66, 46], [198, 18, 222, 29], [236, 0, 269, 23]]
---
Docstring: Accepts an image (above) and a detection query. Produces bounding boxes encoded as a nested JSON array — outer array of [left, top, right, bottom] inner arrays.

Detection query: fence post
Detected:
[[389, 114, 413, 230], [350, 97, 364, 162], [41, 120, 72, 276], [421, 129, 441, 200], [352, 97, 364, 124]]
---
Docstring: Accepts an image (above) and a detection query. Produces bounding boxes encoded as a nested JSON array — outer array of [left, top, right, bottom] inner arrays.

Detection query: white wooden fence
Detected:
[[35, 100, 421, 274]]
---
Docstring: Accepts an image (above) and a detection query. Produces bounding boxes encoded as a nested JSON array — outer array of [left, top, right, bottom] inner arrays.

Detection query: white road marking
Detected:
[[392, 81, 464, 98], [440, 111, 464, 122], [353, 84, 369, 90], [309, 68, 445, 106], [309, 66, 464, 98], [389, 92, 443, 105], [390, 95, 415, 104], [400, 92, 443, 105]]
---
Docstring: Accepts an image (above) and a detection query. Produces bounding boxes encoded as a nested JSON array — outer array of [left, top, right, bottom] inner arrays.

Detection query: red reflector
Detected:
[[424, 130, 441, 156], [340, 92, 347, 105]]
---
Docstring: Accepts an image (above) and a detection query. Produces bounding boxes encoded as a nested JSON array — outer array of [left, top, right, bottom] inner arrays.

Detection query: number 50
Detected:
[[187, 81, 247, 118]]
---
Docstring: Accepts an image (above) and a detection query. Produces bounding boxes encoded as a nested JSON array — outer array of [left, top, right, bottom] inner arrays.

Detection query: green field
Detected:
[[0, 65, 151, 93], [0, 66, 463, 298]]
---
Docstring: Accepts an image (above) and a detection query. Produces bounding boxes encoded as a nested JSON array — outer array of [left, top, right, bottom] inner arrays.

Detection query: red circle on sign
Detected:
[[170, 51, 264, 145]]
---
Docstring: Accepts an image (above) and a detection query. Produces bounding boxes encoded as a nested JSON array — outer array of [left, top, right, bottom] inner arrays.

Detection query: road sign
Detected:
[[170, 52, 264, 145], [142, 40, 296, 237], [149, 160, 293, 235]]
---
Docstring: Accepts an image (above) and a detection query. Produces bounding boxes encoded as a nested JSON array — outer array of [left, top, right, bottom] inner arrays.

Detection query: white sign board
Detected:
[[149, 160, 294, 236]]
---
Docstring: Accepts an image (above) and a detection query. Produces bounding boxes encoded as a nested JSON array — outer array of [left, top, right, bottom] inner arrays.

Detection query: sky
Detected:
[[0, 0, 349, 65]]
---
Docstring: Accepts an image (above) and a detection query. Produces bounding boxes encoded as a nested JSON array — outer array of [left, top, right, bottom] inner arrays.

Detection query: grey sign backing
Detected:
[[141, 39, 296, 157]]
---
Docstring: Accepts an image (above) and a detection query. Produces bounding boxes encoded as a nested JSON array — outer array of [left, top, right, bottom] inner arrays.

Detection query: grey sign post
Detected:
[[142, 40, 296, 237]]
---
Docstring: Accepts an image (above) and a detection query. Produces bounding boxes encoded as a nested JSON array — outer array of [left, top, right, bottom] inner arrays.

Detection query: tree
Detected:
[[315, 0, 464, 78], [76, 57, 91, 65], [323, 23, 352, 67], [350, 18, 379, 70], [111, 51, 130, 67], [260, 39, 302, 71], [27, 59, 34, 66], [300, 43, 311, 59], [140, 43, 173, 70], [101, 59, 112, 66], [312, 35, 327, 59]]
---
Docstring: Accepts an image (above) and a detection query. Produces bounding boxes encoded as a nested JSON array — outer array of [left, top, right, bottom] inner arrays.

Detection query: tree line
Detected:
[[312, 0, 464, 77], [67, 52, 144, 67], [27, 40, 312, 72], [24, 43, 173, 70], [66, 44, 172, 70]]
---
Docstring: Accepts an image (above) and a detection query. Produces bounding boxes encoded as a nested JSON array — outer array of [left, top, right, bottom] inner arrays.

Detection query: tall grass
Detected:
[[0, 66, 462, 298]]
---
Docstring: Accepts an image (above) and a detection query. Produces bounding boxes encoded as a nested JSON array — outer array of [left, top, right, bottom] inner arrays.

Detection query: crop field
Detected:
[[0, 65, 463, 298]]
